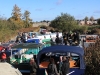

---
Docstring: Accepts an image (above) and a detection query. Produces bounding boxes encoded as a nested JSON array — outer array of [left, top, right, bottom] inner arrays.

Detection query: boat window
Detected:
[[70, 53, 80, 68], [14, 55, 21, 59], [39, 52, 80, 68]]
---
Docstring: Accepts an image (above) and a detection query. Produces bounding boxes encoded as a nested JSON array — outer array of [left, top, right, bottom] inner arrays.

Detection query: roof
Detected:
[[37, 45, 84, 57], [12, 43, 43, 48], [0, 62, 22, 75], [1, 43, 10, 47]]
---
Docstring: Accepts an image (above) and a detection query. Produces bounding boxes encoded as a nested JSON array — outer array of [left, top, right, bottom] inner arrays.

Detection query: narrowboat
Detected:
[[7, 43, 44, 74], [37, 45, 85, 75]]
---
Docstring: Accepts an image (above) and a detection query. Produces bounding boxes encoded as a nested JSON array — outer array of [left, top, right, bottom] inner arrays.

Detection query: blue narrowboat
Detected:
[[37, 45, 85, 75]]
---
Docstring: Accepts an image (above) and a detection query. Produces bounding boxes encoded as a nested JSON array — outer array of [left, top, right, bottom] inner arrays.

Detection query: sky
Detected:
[[0, 0, 100, 22]]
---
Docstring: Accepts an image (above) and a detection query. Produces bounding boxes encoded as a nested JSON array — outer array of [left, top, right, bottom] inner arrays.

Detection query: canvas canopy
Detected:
[[37, 45, 85, 69]]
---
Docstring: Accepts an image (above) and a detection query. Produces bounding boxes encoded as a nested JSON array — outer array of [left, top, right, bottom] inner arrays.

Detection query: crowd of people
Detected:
[[29, 56, 71, 75], [15, 32, 27, 43], [15, 31, 80, 46], [54, 31, 80, 46], [47, 56, 70, 75]]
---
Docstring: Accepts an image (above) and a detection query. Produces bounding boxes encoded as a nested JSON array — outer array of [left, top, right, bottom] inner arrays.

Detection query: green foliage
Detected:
[[84, 16, 89, 24], [88, 25, 100, 30], [87, 25, 100, 34], [74, 26, 88, 34], [97, 18, 100, 25], [49, 13, 78, 31], [0, 17, 17, 42], [0, 4, 33, 42], [23, 10, 33, 28], [84, 16, 89, 21]]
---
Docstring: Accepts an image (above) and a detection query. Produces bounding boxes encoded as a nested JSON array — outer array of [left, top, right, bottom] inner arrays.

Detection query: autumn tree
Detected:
[[11, 4, 22, 21], [8, 4, 24, 30], [23, 10, 33, 28]]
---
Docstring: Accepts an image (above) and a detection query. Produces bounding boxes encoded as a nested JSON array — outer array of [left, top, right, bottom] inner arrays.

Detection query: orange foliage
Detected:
[[17, 27, 40, 32]]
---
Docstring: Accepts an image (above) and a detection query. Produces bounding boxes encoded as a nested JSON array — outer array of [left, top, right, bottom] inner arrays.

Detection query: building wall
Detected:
[[79, 20, 98, 25]]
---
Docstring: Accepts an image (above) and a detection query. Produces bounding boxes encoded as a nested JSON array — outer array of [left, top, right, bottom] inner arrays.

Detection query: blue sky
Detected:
[[0, 0, 100, 22]]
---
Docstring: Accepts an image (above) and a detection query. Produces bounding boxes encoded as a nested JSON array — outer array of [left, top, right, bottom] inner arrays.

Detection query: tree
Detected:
[[0, 16, 17, 42], [8, 4, 24, 30], [84, 16, 89, 21], [23, 10, 32, 28], [49, 13, 77, 31], [97, 18, 100, 25], [90, 16, 94, 21], [84, 16, 89, 24], [11, 4, 22, 21]]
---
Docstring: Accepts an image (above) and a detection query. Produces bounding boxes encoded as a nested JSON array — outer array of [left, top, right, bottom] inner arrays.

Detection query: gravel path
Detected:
[[0, 62, 22, 75]]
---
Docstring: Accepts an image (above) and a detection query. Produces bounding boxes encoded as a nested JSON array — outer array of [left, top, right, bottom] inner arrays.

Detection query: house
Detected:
[[78, 20, 98, 25]]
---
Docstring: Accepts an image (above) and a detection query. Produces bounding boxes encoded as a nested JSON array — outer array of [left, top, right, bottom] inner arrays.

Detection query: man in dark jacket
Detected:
[[61, 56, 70, 75], [63, 32, 69, 45], [55, 36, 60, 45]]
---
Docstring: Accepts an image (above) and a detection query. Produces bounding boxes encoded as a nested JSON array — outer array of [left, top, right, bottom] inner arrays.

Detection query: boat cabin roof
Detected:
[[37, 45, 84, 57], [12, 43, 43, 48]]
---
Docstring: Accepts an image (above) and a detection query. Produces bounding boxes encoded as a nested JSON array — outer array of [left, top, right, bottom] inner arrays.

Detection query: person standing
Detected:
[[7, 56, 10, 63], [47, 58, 58, 75], [68, 33, 73, 46], [15, 32, 22, 43], [55, 36, 60, 45], [63, 33, 67, 45], [21, 32, 26, 43], [1, 52, 7, 62], [57, 56, 63, 75], [29, 58, 38, 75], [61, 56, 70, 75]]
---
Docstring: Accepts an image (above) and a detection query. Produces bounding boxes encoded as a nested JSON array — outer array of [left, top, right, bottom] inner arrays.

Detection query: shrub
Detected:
[[84, 39, 100, 74]]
